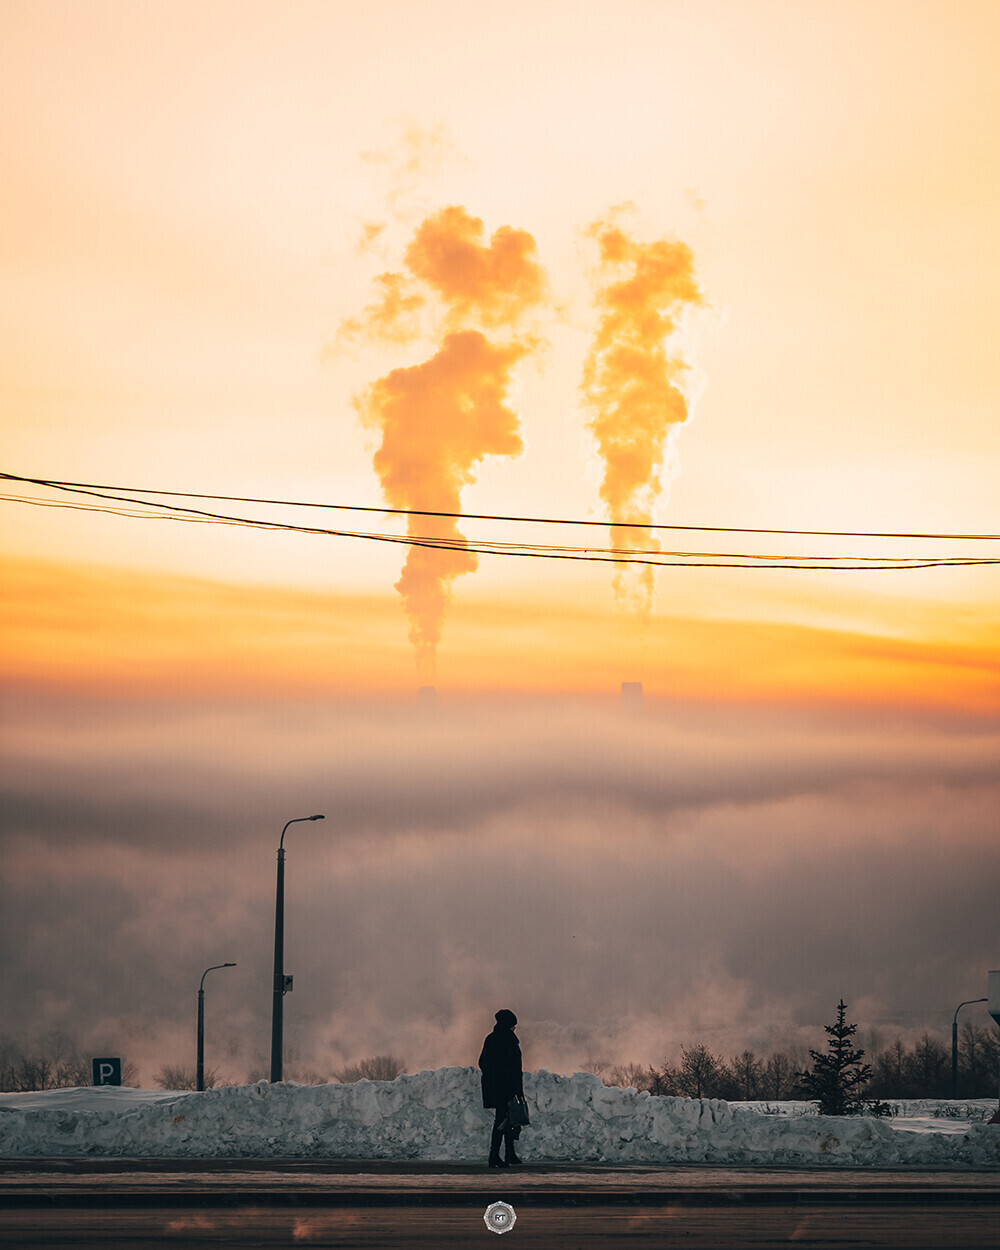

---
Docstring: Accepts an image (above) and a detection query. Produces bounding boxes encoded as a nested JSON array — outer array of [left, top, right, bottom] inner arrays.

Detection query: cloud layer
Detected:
[[2, 689, 996, 1083]]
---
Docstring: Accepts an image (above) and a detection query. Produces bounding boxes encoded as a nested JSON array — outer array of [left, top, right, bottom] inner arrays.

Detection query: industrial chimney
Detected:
[[621, 681, 643, 716]]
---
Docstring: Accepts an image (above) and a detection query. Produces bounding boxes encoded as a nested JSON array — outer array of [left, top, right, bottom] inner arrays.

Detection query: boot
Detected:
[[504, 1129, 522, 1165], [488, 1127, 508, 1167]]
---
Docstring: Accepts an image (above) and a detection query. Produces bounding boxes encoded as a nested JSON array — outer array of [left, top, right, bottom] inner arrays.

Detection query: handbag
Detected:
[[507, 1094, 530, 1128]]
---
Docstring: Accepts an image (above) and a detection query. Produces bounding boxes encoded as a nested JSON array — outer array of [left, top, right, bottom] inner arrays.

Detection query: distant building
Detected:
[[621, 681, 643, 716]]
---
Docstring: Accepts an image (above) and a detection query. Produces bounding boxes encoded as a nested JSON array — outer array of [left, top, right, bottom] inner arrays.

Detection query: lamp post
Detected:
[[197, 962, 236, 1092], [270, 814, 325, 1083], [951, 997, 987, 1099]]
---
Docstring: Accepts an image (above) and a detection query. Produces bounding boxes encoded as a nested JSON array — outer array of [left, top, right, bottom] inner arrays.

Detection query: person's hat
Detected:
[[495, 1009, 517, 1027]]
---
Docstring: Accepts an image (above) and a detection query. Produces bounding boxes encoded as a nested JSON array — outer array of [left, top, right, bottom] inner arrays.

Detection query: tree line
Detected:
[[594, 1019, 999, 1102], [0, 1032, 138, 1092], [0, 1034, 408, 1092], [3, 1019, 997, 1102], [168, 1053, 409, 1091]]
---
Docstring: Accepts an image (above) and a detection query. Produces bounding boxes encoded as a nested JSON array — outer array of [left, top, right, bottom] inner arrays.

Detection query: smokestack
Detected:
[[621, 681, 643, 716]]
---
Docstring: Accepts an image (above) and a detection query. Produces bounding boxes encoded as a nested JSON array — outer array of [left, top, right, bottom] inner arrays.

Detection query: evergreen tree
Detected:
[[797, 1000, 873, 1115]]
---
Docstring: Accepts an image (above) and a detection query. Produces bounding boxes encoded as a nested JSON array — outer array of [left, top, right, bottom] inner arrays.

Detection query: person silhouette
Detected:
[[478, 1008, 524, 1167]]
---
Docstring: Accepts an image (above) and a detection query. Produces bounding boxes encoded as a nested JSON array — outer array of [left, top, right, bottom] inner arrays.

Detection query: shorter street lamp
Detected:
[[197, 963, 236, 1092], [951, 997, 987, 1100]]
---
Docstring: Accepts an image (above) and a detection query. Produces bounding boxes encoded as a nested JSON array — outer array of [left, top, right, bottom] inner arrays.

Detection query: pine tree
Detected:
[[797, 1000, 873, 1115]]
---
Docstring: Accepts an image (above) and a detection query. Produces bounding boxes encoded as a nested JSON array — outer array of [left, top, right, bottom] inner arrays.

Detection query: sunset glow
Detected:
[[1, 1, 997, 1084]]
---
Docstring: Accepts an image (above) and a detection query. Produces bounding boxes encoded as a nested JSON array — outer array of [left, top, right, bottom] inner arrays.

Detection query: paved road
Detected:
[[3, 1202, 999, 1248], [4, 1157, 999, 1196], [1, 1160, 997, 1248]]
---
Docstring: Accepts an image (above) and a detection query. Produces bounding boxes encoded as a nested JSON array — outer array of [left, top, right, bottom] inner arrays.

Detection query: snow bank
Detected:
[[729, 1099, 997, 1123], [1, 1070, 998, 1168]]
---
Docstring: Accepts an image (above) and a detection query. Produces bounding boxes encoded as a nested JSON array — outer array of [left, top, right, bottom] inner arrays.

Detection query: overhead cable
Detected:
[[1, 474, 996, 571], [2, 472, 996, 542]]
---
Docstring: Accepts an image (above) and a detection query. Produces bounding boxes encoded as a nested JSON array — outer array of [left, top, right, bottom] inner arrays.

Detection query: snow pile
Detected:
[[730, 1099, 996, 1123], [731, 1098, 998, 1136], [882, 1099, 998, 1125], [1, 1070, 998, 1168]]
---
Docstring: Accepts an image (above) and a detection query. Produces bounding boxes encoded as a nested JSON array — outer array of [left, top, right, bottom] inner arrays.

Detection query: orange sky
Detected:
[[2, 0, 998, 699], [3, 2, 1000, 1086], [3, 554, 996, 715]]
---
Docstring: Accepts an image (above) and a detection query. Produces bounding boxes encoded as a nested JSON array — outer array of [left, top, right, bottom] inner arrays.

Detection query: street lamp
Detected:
[[197, 963, 236, 1092], [951, 997, 987, 1099], [270, 814, 325, 1083]]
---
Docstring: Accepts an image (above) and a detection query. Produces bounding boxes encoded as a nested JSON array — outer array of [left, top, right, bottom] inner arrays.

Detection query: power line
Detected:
[[1, 474, 997, 571], [4, 490, 995, 568], [3, 472, 997, 542]]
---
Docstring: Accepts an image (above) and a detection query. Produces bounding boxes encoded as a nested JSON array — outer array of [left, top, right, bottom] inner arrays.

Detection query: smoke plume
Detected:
[[581, 211, 703, 612], [357, 331, 528, 673], [352, 206, 547, 679], [404, 205, 547, 329]]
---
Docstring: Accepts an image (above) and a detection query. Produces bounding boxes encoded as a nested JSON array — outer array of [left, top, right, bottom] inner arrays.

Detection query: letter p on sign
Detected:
[[92, 1057, 122, 1086]]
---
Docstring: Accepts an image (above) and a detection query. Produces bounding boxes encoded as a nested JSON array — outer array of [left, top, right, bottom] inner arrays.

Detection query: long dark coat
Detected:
[[479, 1024, 524, 1110]]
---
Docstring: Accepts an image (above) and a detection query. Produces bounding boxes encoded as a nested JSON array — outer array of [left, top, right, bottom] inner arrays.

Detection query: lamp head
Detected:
[[309, 814, 325, 821]]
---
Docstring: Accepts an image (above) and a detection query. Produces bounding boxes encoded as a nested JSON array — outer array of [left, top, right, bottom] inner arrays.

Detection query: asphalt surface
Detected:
[[2, 1157, 999, 1204], [5, 1155, 1000, 1195], [1, 1160, 998, 1248]]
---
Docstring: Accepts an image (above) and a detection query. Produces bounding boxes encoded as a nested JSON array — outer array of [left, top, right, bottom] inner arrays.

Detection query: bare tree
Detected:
[[285, 1068, 335, 1085], [0, 1034, 135, 1091], [581, 1054, 611, 1079], [606, 1062, 652, 1091], [869, 1037, 909, 1099], [648, 1061, 681, 1096], [732, 1050, 764, 1100], [763, 1052, 794, 1100], [0, 1036, 20, 1092], [677, 1045, 729, 1099], [335, 1054, 406, 1083], [155, 1066, 220, 1090], [863, 1026, 885, 1066], [959, 1023, 1000, 1097], [907, 1033, 948, 1099]]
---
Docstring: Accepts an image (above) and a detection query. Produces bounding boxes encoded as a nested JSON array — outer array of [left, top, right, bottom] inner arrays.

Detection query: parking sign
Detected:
[[92, 1057, 122, 1086]]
